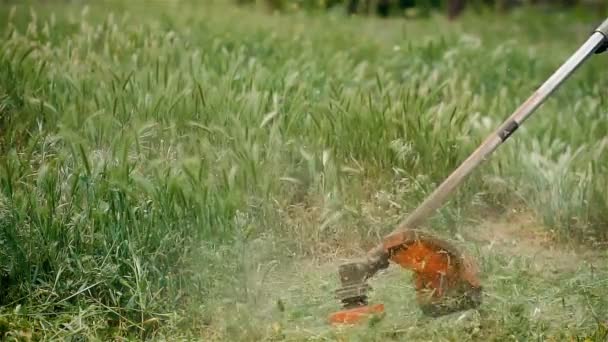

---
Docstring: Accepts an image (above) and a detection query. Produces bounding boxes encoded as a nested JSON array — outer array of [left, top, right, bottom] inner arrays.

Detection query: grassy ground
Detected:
[[1, 0, 608, 340]]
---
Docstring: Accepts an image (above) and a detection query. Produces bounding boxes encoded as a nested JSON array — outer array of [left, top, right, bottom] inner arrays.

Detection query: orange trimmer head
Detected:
[[329, 229, 482, 325]]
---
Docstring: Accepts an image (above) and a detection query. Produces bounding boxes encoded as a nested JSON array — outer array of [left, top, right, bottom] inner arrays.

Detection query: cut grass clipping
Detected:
[[1, 1, 607, 340]]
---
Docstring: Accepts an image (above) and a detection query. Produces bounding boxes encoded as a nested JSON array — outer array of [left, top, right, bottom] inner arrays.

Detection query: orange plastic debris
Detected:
[[328, 303, 385, 325]]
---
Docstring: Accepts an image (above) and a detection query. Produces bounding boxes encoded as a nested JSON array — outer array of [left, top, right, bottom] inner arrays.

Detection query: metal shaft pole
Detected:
[[394, 29, 607, 233], [360, 19, 608, 275]]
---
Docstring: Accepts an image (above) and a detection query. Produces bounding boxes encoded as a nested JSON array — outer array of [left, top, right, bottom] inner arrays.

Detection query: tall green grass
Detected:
[[0, 0, 607, 338]]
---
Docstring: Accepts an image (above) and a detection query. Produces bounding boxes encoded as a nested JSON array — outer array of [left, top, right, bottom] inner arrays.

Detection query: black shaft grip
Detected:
[[498, 120, 519, 142]]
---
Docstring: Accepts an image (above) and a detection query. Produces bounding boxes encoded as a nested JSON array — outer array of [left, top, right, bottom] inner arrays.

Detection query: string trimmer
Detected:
[[329, 18, 608, 325]]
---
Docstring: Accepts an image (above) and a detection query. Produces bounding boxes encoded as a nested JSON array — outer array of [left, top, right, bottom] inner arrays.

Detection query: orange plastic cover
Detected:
[[382, 231, 477, 299]]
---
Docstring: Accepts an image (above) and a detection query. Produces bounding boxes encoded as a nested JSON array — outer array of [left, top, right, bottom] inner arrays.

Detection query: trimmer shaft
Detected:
[[329, 17, 608, 325]]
